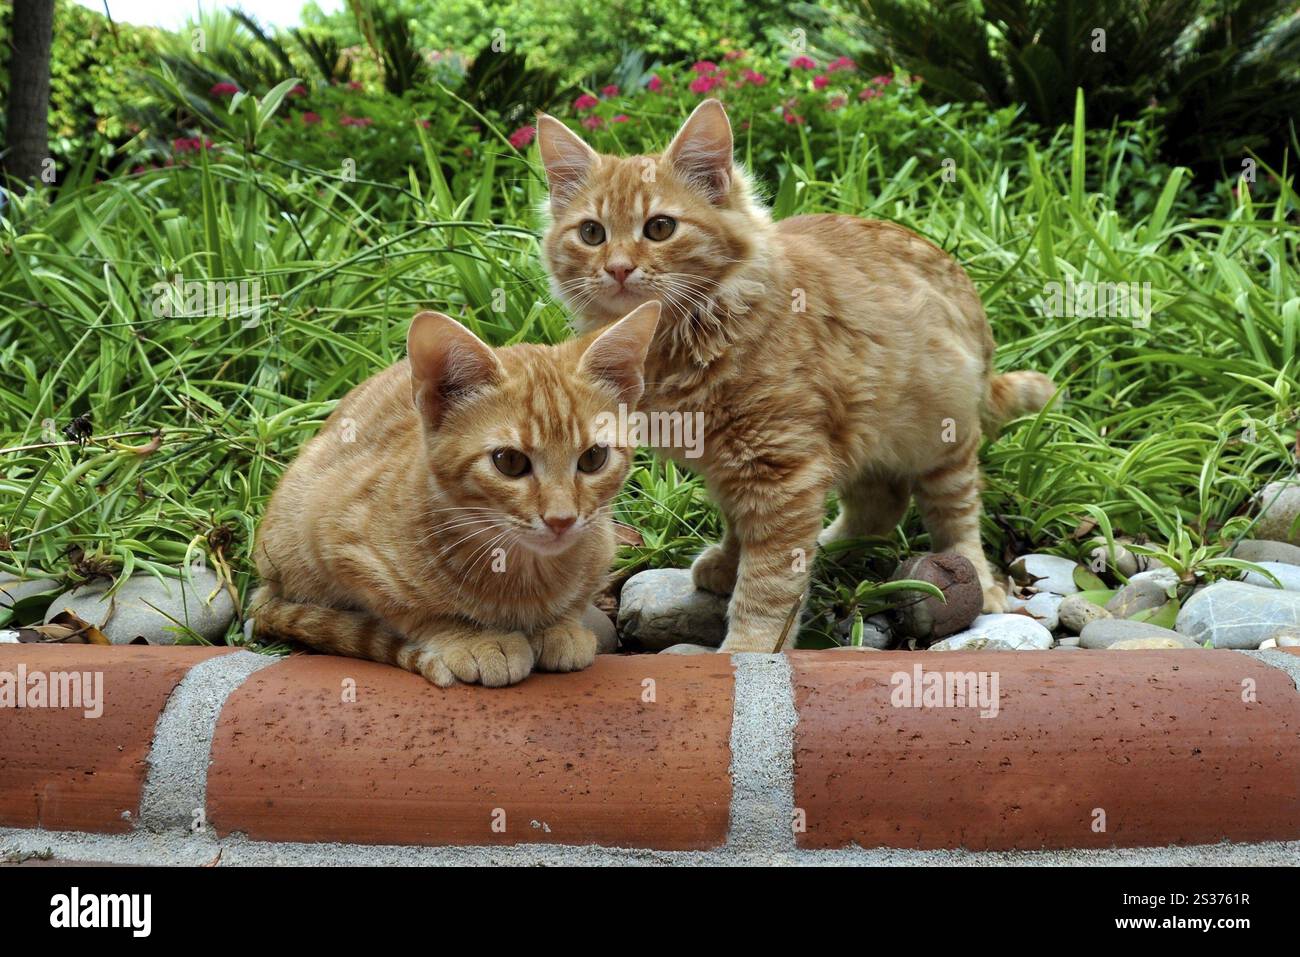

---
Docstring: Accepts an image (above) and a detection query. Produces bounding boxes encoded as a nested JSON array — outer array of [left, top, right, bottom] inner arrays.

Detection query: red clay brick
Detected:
[[0, 645, 232, 833], [791, 650, 1300, 850], [207, 654, 734, 849]]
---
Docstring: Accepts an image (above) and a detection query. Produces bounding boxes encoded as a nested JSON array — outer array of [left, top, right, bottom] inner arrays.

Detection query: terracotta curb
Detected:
[[0, 646, 233, 833], [791, 650, 1300, 850], [3, 645, 1299, 860], [207, 654, 735, 849]]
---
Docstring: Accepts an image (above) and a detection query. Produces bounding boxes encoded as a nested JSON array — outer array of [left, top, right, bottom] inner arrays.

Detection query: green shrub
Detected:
[[0, 0, 159, 166], [811, 0, 1300, 180]]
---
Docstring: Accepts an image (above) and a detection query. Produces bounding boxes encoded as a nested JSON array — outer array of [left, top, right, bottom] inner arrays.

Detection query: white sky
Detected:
[[71, 0, 343, 30]]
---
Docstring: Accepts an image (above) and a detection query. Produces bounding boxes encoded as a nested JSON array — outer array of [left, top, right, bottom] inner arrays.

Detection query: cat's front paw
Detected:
[[441, 632, 534, 687], [691, 542, 738, 594], [529, 621, 597, 673], [981, 584, 1008, 614]]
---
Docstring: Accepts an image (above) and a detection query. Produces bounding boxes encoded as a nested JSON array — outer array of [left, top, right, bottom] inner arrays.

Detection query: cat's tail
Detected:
[[981, 371, 1058, 434], [250, 585, 405, 665]]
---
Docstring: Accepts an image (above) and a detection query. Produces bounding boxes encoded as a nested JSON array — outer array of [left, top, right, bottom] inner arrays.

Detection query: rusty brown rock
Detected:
[[791, 650, 1300, 850], [890, 553, 983, 641], [207, 654, 735, 849], [0, 645, 232, 832]]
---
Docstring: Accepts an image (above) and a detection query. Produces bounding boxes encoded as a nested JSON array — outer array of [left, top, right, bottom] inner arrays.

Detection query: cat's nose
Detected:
[[543, 514, 577, 536], [605, 262, 635, 285]]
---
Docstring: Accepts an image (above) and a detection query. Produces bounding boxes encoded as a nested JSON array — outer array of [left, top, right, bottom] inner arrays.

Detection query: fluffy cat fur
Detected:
[[252, 302, 660, 686], [537, 99, 1056, 652]]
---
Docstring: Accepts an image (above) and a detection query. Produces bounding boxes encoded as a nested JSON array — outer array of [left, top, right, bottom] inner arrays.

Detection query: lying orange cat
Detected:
[[537, 99, 1055, 653], [252, 303, 660, 685]]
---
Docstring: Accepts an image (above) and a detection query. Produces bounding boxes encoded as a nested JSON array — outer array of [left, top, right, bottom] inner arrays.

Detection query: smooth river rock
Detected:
[[928, 613, 1053, 651], [1174, 580, 1300, 650], [1009, 554, 1082, 595], [43, 568, 236, 644], [1080, 619, 1201, 649], [1240, 561, 1300, 592], [1252, 480, 1300, 546], [617, 568, 729, 651]]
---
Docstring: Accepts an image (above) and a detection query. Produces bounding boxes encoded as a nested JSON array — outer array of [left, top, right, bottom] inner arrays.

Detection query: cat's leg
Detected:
[[817, 471, 912, 548], [911, 435, 1007, 612], [528, 617, 598, 672], [691, 523, 741, 594], [249, 585, 450, 674], [719, 472, 832, 653], [253, 589, 534, 687]]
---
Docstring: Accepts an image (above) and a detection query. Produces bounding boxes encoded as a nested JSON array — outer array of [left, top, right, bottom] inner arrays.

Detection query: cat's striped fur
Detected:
[[538, 100, 1056, 652], [252, 304, 660, 685]]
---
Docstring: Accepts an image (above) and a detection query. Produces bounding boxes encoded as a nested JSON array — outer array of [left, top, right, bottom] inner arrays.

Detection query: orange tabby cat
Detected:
[[537, 99, 1055, 653], [252, 302, 660, 686]]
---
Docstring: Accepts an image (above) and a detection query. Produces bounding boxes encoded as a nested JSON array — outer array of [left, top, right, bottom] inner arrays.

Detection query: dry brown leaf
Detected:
[[45, 610, 113, 645]]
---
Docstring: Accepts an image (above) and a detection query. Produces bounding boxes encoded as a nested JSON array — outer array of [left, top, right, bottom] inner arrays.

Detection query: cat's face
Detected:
[[407, 303, 659, 556], [538, 99, 756, 327]]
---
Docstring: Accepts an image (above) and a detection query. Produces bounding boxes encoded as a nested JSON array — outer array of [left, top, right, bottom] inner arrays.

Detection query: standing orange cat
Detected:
[[537, 99, 1055, 653], [252, 303, 660, 686]]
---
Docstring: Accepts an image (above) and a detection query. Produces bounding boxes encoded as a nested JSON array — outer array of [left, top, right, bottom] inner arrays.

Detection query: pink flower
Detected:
[[601, 84, 619, 97], [689, 74, 723, 94], [647, 74, 663, 92], [742, 69, 767, 86], [790, 55, 817, 71], [418, 118, 431, 128], [870, 74, 893, 86], [828, 56, 856, 73], [724, 50, 745, 61], [611, 114, 629, 123], [782, 109, 804, 125], [859, 87, 880, 100], [171, 136, 217, 155], [827, 94, 848, 111], [288, 83, 308, 97], [691, 60, 719, 74], [301, 111, 321, 125], [582, 115, 603, 130], [574, 93, 600, 111], [339, 114, 373, 127], [813, 74, 829, 89], [508, 124, 537, 149], [347, 81, 363, 91], [209, 82, 239, 97]]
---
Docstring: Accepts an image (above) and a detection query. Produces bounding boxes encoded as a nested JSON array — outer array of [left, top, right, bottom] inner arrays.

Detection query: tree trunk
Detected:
[[3, 0, 56, 186]]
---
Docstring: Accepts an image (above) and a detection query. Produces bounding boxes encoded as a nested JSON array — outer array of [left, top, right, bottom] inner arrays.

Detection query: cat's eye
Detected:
[[643, 216, 676, 241], [492, 448, 532, 477], [579, 220, 606, 246], [577, 445, 609, 473]]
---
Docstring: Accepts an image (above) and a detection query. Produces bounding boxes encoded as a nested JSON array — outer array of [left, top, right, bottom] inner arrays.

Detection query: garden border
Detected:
[[1, 645, 1298, 866]]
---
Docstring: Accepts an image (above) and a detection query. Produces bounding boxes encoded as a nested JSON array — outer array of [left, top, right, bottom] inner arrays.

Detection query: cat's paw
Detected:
[[816, 515, 851, 549], [691, 542, 738, 594], [530, 621, 597, 673], [981, 583, 1008, 614], [441, 632, 534, 687]]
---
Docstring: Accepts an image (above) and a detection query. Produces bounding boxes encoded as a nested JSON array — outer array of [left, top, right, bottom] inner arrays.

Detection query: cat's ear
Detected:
[[664, 98, 733, 204], [407, 311, 504, 428], [578, 300, 662, 404], [537, 114, 599, 208]]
